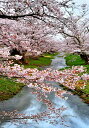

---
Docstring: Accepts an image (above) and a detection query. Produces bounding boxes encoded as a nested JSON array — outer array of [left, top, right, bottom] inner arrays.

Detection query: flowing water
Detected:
[[0, 53, 89, 128]]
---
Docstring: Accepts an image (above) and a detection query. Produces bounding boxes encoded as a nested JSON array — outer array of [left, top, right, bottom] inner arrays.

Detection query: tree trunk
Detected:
[[10, 48, 29, 64], [80, 52, 89, 64]]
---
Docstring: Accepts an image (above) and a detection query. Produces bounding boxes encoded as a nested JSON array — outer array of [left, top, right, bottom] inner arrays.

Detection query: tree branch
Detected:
[[0, 13, 40, 20]]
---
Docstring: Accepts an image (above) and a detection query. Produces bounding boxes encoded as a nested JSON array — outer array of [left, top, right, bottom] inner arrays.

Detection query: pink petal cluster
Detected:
[[81, 74, 89, 80], [0, 63, 86, 92]]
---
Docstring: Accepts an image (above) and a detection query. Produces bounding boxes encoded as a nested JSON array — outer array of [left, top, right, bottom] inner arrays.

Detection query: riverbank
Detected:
[[0, 77, 25, 101], [23, 52, 58, 69], [0, 52, 58, 101], [60, 53, 89, 104]]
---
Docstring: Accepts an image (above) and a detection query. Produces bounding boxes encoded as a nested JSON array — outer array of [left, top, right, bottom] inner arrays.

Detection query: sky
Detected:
[[73, 0, 89, 5], [58, 0, 89, 5], [56, 0, 89, 41]]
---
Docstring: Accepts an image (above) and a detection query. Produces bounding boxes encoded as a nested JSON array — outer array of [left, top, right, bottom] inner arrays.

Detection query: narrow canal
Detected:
[[0, 53, 89, 128]]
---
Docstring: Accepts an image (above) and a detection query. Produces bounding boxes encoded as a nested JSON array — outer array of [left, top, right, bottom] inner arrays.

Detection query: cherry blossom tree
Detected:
[[1, 0, 89, 125], [2, 0, 89, 63], [0, 0, 71, 124], [49, 2, 89, 63], [0, 18, 60, 63], [0, 0, 72, 61], [0, 0, 70, 20]]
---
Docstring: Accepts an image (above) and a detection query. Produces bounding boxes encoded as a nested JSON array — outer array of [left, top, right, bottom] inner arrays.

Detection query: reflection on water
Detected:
[[0, 54, 89, 128]]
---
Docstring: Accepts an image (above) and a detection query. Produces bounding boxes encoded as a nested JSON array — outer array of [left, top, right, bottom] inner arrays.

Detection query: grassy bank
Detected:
[[0, 77, 24, 101], [61, 53, 89, 103], [64, 53, 89, 73], [23, 52, 58, 69], [65, 53, 86, 66]]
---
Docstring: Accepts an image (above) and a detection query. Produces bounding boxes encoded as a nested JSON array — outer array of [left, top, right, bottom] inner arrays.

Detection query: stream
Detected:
[[0, 53, 89, 128]]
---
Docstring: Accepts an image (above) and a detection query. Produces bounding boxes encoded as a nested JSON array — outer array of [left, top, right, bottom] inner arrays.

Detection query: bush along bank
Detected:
[[59, 53, 89, 104]]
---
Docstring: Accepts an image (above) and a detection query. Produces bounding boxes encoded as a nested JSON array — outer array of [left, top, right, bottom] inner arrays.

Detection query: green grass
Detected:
[[0, 77, 25, 101], [65, 54, 86, 66], [83, 65, 89, 74], [60, 53, 87, 71], [59, 66, 71, 71], [79, 80, 89, 103], [23, 52, 58, 69], [81, 80, 89, 94], [64, 53, 89, 75]]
